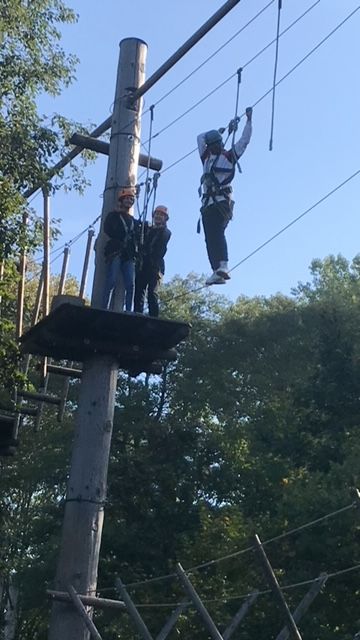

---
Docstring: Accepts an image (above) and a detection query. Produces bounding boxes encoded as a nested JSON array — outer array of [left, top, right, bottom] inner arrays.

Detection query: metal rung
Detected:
[[18, 390, 61, 405], [46, 363, 82, 378]]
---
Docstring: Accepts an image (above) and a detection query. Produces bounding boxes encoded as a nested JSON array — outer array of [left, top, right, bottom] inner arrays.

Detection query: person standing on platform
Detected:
[[134, 205, 171, 317], [102, 186, 139, 312]]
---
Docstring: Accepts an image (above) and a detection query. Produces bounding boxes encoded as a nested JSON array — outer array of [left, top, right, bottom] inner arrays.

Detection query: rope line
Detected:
[[151, 0, 322, 147], [229, 168, 360, 274], [95, 560, 360, 603], [269, 0, 282, 151], [153, 0, 276, 109], [135, 562, 360, 607], [94, 500, 356, 592], [86, 0, 277, 151], [163, 167, 360, 305]]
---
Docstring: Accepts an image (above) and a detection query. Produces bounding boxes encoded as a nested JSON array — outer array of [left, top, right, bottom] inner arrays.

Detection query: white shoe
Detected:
[[206, 271, 226, 285], [216, 261, 231, 280]]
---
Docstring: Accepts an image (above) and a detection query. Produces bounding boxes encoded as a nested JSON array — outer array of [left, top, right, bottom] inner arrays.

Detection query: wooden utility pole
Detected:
[[48, 38, 147, 640]]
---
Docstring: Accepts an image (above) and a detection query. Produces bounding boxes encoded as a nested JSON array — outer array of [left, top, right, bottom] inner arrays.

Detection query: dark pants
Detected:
[[134, 268, 161, 317], [201, 202, 231, 271]]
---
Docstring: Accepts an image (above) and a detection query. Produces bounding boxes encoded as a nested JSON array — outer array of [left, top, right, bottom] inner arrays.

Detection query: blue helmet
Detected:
[[204, 129, 222, 146]]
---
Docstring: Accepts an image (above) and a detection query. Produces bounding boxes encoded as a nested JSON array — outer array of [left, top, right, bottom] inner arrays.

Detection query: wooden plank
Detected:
[[67, 584, 102, 640], [275, 574, 328, 640], [176, 563, 224, 640], [156, 600, 188, 640], [46, 363, 82, 378], [116, 577, 153, 640], [253, 535, 302, 640], [17, 390, 61, 405], [47, 589, 126, 611], [223, 590, 259, 640]]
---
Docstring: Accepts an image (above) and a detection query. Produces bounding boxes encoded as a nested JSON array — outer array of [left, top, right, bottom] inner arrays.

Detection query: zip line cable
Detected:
[[269, 0, 282, 151], [131, 562, 360, 608], [118, 0, 319, 154], [33, 214, 101, 268], [149, 0, 321, 147], [162, 0, 360, 174], [94, 0, 278, 151], [229, 168, 360, 275], [95, 499, 356, 591], [153, 0, 275, 109], [164, 167, 360, 305]]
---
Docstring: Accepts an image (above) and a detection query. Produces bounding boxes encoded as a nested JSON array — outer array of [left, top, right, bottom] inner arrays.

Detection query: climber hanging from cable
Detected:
[[197, 105, 253, 285]]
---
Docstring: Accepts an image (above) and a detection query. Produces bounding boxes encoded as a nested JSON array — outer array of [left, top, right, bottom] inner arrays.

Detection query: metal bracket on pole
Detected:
[[67, 584, 103, 640], [176, 563, 224, 640], [253, 535, 302, 640], [275, 573, 328, 640], [115, 577, 154, 640], [223, 590, 259, 640]]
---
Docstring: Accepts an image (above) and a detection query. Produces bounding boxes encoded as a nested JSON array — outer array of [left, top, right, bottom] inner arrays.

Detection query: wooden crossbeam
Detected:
[[223, 590, 259, 640], [17, 390, 61, 405], [156, 600, 188, 640], [67, 584, 102, 640], [176, 563, 224, 640], [253, 535, 302, 640], [42, 363, 83, 378], [275, 574, 328, 640], [116, 577, 153, 640], [47, 589, 126, 611]]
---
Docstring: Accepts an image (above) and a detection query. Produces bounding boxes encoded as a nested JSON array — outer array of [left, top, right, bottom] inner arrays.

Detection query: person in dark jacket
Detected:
[[134, 205, 171, 317], [102, 186, 139, 311]]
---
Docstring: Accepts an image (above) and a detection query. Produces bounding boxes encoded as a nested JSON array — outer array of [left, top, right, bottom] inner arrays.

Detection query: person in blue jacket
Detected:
[[102, 186, 139, 311]]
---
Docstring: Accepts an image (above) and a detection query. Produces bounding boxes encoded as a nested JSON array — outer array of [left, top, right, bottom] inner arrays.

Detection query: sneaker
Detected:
[[216, 261, 231, 280], [206, 271, 226, 285]]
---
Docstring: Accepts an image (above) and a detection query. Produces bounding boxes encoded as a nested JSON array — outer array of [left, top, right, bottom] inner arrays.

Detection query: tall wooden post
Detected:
[[48, 38, 147, 640]]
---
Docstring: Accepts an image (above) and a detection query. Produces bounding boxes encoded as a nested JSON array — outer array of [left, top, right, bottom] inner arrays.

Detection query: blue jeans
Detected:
[[103, 256, 135, 311]]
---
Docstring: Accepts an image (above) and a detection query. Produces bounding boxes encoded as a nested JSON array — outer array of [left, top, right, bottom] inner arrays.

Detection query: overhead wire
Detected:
[[153, 0, 276, 109], [90, 0, 278, 152], [132, 562, 360, 608], [268, 0, 282, 151], [163, 167, 360, 305], [94, 499, 357, 593], [149, 0, 322, 147]]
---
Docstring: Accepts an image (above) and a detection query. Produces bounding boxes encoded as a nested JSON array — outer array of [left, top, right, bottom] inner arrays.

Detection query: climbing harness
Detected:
[[197, 69, 244, 233], [269, 0, 282, 150]]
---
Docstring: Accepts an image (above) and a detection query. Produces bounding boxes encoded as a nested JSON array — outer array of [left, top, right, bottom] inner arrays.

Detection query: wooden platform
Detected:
[[20, 303, 191, 374]]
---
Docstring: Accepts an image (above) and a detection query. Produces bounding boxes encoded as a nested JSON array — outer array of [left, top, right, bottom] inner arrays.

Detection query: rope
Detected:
[[163, 167, 360, 305], [136, 562, 360, 607], [94, 499, 357, 593], [140, 105, 155, 246], [95, 560, 360, 603], [269, 0, 282, 151], [153, 0, 275, 109], [157, 2, 355, 155]]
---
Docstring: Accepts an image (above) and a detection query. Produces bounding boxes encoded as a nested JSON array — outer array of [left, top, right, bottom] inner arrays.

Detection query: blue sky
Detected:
[[33, 0, 360, 301]]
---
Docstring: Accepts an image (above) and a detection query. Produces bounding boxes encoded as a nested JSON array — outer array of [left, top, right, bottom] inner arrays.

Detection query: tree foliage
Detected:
[[2, 258, 360, 638]]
